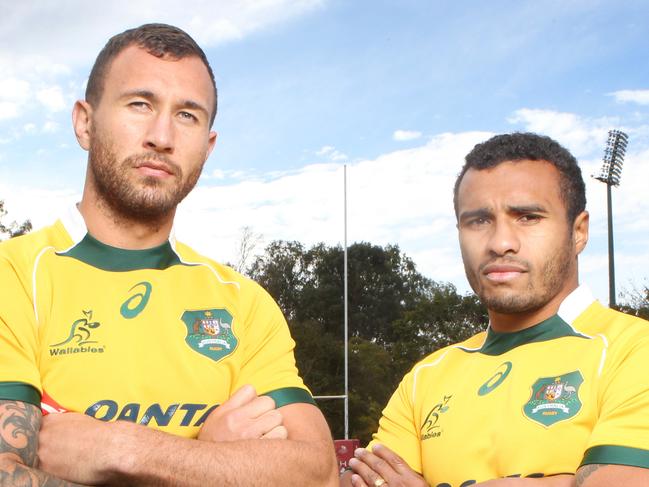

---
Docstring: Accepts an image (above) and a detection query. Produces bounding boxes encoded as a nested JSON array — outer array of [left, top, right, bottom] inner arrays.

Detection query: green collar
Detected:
[[59, 233, 182, 271], [467, 315, 589, 356]]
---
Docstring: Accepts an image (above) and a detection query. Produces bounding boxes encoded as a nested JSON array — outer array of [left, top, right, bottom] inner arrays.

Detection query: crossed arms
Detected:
[[340, 444, 649, 487], [0, 385, 337, 486]]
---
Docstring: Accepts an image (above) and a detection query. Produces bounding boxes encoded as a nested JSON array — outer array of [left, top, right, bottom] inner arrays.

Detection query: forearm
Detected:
[[110, 420, 337, 487], [0, 401, 87, 487], [475, 475, 573, 487], [0, 455, 86, 487]]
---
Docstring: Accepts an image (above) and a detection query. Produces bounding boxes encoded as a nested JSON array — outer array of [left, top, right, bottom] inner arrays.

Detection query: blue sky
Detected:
[[1, 0, 648, 304]]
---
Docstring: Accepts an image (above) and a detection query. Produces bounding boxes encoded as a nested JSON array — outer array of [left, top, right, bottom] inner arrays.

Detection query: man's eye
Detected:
[[520, 214, 542, 223], [179, 111, 198, 122], [129, 101, 149, 110], [468, 217, 489, 227]]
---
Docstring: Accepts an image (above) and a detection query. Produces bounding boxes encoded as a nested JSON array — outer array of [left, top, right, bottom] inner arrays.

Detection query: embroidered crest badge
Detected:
[[523, 370, 583, 427], [181, 309, 238, 362]]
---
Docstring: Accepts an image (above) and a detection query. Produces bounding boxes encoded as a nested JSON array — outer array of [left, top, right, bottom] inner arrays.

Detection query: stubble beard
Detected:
[[465, 239, 573, 315], [88, 131, 203, 222]]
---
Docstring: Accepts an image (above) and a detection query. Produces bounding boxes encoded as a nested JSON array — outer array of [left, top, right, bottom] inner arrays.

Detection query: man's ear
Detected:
[[205, 130, 218, 161], [72, 100, 93, 151], [573, 210, 589, 255]]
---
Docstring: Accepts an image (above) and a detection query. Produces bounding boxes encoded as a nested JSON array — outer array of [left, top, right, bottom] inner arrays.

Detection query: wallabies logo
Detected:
[[181, 309, 238, 362], [49, 310, 105, 356]]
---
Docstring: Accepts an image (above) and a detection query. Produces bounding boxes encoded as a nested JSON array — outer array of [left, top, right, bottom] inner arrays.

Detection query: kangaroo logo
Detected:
[[51, 310, 101, 347]]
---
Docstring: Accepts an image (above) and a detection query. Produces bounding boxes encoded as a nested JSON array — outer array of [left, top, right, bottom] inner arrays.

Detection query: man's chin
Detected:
[[478, 290, 541, 315]]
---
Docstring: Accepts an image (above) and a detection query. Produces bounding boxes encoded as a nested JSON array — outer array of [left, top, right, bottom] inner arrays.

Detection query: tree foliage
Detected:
[[618, 283, 649, 320], [0, 200, 32, 241], [248, 240, 487, 442]]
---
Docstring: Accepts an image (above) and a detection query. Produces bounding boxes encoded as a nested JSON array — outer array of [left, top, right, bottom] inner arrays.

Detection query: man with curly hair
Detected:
[[344, 133, 649, 487]]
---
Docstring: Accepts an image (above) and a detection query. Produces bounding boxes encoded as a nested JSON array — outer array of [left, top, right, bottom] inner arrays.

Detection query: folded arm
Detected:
[[343, 444, 649, 487], [474, 464, 649, 486], [38, 386, 338, 487], [0, 400, 86, 487]]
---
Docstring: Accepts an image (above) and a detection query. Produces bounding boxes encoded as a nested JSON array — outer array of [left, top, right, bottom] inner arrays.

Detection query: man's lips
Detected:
[[481, 263, 528, 282], [134, 160, 176, 177]]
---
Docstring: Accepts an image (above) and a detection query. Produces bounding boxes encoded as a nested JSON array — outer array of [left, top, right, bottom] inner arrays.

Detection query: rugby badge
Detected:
[[181, 309, 238, 362], [523, 370, 583, 427]]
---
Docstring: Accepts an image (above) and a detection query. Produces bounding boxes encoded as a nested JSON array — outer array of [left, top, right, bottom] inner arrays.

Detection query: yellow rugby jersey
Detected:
[[370, 286, 649, 487], [0, 207, 313, 437]]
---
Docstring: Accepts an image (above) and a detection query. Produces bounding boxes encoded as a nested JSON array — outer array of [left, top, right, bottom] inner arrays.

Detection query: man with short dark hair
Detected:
[[343, 133, 649, 487], [0, 23, 336, 486]]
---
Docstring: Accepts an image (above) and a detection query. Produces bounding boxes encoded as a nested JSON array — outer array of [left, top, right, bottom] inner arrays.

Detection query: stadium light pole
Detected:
[[593, 130, 628, 308]]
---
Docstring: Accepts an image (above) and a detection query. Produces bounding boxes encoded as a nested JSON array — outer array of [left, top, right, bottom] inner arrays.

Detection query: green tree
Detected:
[[619, 283, 649, 320], [248, 240, 487, 443], [0, 200, 32, 240]]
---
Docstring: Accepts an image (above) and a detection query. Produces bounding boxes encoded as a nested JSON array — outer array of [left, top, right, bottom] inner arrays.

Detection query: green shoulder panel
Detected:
[[582, 445, 649, 469], [0, 382, 41, 407], [263, 387, 316, 408]]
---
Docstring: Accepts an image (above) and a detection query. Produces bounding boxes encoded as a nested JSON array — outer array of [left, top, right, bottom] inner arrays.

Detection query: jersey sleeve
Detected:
[[232, 281, 314, 408], [368, 367, 422, 474], [581, 325, 649, 468], [0, 254, 42, 406]]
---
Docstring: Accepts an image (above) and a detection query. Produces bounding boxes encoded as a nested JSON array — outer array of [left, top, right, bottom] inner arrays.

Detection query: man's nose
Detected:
[[487, 220, 520, 256], [144, 113, 175, 153]]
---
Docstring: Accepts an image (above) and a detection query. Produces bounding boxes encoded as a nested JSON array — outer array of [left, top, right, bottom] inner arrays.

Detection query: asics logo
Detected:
[[120, 281, 152, 319]]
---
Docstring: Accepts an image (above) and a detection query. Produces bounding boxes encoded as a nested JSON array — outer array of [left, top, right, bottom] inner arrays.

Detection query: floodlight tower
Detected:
[[593, 129, 628, 308]]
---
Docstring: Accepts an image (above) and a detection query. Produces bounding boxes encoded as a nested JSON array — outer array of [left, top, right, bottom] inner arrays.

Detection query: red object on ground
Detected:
[[334, 439, 360, 474]]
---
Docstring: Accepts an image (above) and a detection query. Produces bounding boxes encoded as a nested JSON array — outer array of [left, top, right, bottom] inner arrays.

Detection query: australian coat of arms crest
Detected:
[[181, 309, 238, 362], [523, 370, 583, 427]]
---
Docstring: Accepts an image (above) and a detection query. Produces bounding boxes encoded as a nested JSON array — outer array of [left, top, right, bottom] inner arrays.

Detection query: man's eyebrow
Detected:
[[506, 204, 548, 214], [120, 89, 156, 101], [178, 99, 209, 117], [459, 208, 492, 222]]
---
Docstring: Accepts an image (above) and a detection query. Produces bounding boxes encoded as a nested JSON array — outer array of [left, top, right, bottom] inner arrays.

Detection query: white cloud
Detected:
[[609, 90, 649, 106], [0, 77, 31, 120], [42, 121, 60, 134], [0, 102, 19, 121], [0, 183, 79, 230], [508, 108, 621, 158], [393, 129, 422, 141], [0, 77, 30, 102], [37, 86, 67, 113], [316, 145, 335, 156], [205, 168, 252, 181], [315, 145, 347, 161], [210, 169, 227, 180], [0, 1, 325, 67], [23, 123, 37, 134]]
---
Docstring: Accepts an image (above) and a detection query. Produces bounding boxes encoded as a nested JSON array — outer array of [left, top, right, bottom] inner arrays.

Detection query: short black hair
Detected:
[[453, 132, 586, 223], [85, 23, 217, 127]]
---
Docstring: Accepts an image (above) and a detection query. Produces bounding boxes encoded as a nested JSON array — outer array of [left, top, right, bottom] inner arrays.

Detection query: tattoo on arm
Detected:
[[0, 400, 83, 486], [575, 464, 604, 487], [0, 400, 41, 466]]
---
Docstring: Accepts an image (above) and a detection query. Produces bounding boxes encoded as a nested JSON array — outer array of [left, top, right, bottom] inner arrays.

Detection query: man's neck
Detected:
[[77, 197, 174, 250], [488, 283, 579, 333]]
